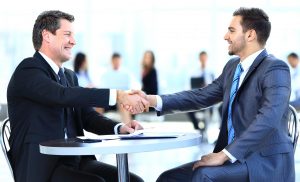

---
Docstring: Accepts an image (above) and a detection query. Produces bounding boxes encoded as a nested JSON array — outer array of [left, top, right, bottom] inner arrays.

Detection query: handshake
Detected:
[[117, 90, 156, 114]]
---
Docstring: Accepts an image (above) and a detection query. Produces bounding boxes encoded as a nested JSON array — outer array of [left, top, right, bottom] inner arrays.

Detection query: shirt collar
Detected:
[[240, 49, 264, 72], [39, 51, 60, 75]]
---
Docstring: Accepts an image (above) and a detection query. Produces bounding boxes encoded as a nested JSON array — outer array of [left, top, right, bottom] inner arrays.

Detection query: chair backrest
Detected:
[[288, 105, 299, 153], [0, 118, 14, 181], [0, 104, 8, 121]]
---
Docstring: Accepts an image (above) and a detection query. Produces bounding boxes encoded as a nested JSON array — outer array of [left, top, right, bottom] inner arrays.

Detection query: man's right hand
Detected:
[[117, 90, 150, 114], [122, 90, 158, 113]]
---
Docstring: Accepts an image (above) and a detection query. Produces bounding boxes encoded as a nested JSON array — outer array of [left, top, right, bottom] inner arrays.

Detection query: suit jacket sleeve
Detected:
[[9, 58, 110, 108], [157, 62, 231, 116], [225, 60, 291, 162]]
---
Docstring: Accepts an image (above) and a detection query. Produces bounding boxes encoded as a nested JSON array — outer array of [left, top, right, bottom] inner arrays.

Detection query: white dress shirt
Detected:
[[155, 49, 264, 163]]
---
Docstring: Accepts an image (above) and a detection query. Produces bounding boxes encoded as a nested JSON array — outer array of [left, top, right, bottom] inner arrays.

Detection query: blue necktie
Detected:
[[227, 63, 244, 144]]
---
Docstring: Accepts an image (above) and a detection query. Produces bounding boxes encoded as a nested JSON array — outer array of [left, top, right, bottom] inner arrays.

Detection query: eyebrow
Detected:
[[228, 27, 235, 31], [63, 31, 72, 34]]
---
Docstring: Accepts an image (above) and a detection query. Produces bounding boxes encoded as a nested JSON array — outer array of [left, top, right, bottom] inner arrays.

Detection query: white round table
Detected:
[[40, 133, 201, 182]]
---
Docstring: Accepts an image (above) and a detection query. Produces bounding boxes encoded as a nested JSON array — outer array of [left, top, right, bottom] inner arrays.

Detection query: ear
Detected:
[[246, 29, 256, 42], [42, 29, 51, 43]]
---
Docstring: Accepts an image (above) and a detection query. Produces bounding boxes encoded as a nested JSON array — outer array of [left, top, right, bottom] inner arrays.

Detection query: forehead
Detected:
[[229, 15, 242, 29], [57, 19, 73, 31]]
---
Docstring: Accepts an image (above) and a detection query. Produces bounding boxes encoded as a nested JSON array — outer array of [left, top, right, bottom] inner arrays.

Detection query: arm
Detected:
[[157, 66, 227, 116], [10, 61, 110, 108]]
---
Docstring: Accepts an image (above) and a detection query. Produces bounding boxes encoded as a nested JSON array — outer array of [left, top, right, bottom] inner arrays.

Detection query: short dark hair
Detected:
[[112, 52, 121, 60], [32, 10, 74, 51], [73, 52, 86, 73], [288, 52, 299, 59], [199, 51, 207, 57], [233, 7, 271, 46]]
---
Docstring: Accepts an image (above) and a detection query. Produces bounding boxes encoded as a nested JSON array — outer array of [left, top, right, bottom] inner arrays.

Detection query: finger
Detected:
[[192, 161, 204, 170], [131, 120, 143, 130], [138, 101, 144, 113], [125, 127, 135, 134], [128, 89, 139, 95], [141, 98, 150, 112]]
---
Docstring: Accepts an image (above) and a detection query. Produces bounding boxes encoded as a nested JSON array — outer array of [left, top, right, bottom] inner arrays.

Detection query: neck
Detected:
[[239, 44, 264, 61], [39, 48, 62, 67]]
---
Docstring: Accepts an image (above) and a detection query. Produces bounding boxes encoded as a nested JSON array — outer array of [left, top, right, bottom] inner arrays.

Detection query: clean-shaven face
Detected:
[[48, 19, 76, 63], [224, 16, 247, 56]]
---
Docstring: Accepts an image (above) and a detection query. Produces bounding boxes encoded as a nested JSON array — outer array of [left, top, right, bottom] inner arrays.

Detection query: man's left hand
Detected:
[[119, 120, 143, 134], [192, 151, 229, 170]]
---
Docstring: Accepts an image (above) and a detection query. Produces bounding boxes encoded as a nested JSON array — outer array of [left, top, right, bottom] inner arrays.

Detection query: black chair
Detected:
[[0, 104, 8, 121], [288, 105, 299, 153], [0, 118, 14, 181]]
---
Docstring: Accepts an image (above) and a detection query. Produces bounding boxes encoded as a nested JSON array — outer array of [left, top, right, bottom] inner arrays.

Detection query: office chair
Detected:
[[0, 118, 15, 181], [288, 105, 299, 153]]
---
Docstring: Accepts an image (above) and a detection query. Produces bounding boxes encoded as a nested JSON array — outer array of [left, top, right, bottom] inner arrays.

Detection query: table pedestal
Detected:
[[116, 153, 129, 182]]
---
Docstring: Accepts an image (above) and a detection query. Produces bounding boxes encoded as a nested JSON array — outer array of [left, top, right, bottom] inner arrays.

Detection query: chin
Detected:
[[228, 51, 235, 56], [61, 56, 71, 62]]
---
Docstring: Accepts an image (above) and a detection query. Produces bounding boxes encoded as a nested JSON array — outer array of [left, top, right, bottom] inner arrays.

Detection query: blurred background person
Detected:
[[74, 52, 104, 113], [73, 52, 94, 88], [100, 52, 134, 123], [287, 52, 300, 110], [187, 51, 214, 139], [141, 50, 158, 95]]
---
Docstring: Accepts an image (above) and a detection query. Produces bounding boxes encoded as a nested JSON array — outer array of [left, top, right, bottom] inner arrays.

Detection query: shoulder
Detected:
[[261, 55, 289, 71], [15, 56, 48, 73]]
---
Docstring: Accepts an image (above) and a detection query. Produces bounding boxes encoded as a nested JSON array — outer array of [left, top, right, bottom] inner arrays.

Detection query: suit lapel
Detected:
[[64, 70, 75, 87], [33, 52, 60, 83], [222, 50, 268, 117], [238, 49, 268, 90]]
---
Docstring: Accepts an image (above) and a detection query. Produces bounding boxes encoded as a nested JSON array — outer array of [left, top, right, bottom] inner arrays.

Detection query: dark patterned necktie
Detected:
[[58, 68, 76, 138]]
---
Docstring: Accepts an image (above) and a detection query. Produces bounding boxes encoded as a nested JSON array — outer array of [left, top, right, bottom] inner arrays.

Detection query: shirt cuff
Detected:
[[222, 149, 237, 163], [154, 95, 163, 111], [114, 123, 124, 134], [109, 89, 117, 106]]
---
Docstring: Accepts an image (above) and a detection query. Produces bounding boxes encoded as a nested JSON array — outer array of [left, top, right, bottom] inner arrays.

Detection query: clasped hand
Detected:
[[117, 90, 149, 114]]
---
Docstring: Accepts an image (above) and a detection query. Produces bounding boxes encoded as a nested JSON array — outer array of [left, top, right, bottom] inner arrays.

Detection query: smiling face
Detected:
[[43, 19, 76, 64], [224, 16, 247, 57]]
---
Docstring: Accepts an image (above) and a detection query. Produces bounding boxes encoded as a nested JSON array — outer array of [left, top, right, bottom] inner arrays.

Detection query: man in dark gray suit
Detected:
[[129, 7, 294, 182]]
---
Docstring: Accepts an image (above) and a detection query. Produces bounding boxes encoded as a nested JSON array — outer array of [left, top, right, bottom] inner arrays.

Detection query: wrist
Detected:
[[220, 151, 229, 162], [117, 90, 123, 102], [147, 95, 157, 107]]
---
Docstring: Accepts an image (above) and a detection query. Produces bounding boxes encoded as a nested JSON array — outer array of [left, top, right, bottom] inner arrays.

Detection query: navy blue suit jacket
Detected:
[[157, 50, 295, 182], [7, 52, 118, 182]]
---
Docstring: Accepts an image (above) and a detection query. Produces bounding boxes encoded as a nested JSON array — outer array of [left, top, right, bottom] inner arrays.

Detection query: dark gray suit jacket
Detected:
[[157, 50, 295, 182], [7, 52, 118, 182]]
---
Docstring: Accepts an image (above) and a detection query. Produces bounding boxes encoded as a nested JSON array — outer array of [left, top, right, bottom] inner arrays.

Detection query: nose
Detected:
[[69, 36, 76, 45], [224, 32, 229, 40]]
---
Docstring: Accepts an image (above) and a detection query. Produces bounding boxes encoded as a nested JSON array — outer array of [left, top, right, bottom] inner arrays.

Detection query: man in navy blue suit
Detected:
[[7, 10, 146, 182], [129, 7, 294, 182]]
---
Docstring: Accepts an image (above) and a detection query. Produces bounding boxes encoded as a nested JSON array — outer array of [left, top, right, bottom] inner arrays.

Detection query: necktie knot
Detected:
[[237, 63, 244, 73]]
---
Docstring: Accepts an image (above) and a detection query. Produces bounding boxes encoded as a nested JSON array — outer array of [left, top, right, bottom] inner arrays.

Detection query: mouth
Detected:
[[64, 47, 72, 52]]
